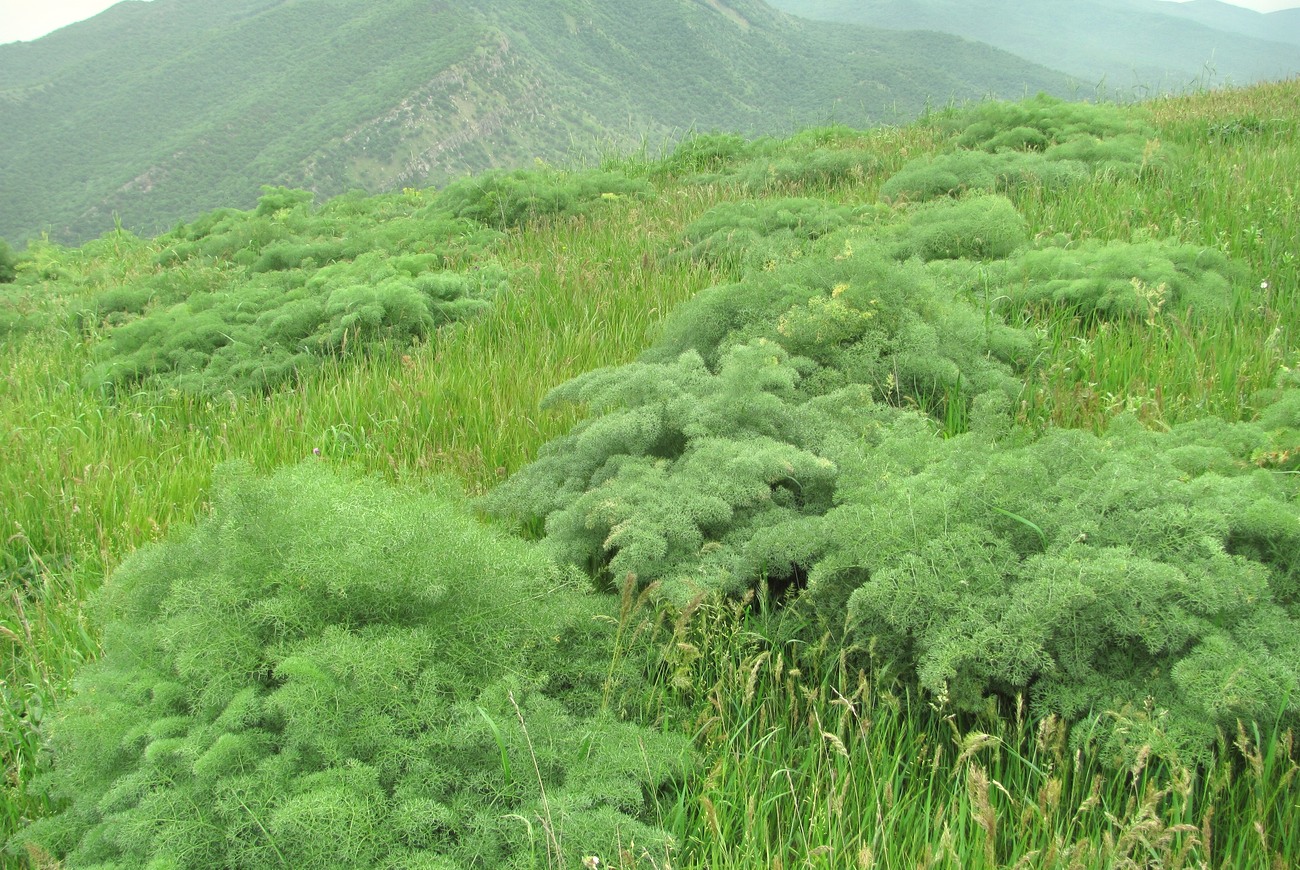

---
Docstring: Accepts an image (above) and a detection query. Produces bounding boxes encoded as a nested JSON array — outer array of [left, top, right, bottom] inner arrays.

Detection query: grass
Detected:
[[4, 78, 1300, 866], [620, 590, 1299, 868]]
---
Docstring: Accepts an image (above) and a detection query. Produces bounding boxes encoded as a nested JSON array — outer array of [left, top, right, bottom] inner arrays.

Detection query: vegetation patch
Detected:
[[72, 187, 508, 396], [882, 94, 1167, 202], [12, 463, 687, 869], [806, 393, 1300, 757], [436, 167, 654, 230], [937, 236, 1248, 321], [673, 198, 873, 271]]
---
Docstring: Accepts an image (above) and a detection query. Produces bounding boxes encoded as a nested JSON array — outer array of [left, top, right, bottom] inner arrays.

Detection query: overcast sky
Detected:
[[1, 0, 1298, 45]]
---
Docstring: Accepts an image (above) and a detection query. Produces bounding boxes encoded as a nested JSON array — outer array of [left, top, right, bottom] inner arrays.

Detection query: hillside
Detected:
[[0, 0, 1077, 246], [770, 0, 1300, 90], [1162, 0, 1300, 46], [2, 78, 1299, 868]]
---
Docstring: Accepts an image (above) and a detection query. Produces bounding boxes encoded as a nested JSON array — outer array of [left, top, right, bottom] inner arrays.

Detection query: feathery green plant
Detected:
[[10, 462, 689, 869], [672, 197, 868, 272], [805, 391, 1300, 757], [882, 94, 1167, 202]]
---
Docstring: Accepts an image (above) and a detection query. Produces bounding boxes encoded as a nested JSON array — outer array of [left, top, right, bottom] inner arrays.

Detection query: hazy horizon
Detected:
[[2, 0, 1299, 45]]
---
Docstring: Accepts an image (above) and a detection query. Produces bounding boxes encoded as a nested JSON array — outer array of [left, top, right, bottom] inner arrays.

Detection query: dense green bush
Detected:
[[941, 94, 1151, 150], [83, 189, 509, 396], [657, 131, 762, 175], [435, 168, 653, 230], [888, 194, 1028, 261], [673, 198, 867, 270], [12, 462, 688, 869], [85, 254, 510, 395], [954, 237, 1248, 321], [733, 148, 880, 193], [487, 238, 1032, 597], [0, 238, 17, 284], [483, 341, 877, 598], [882, 95, 1164, 202], [804, 393, 1300, 757], [651, 241, 1030, 400], [879, 150, 1090, 201]]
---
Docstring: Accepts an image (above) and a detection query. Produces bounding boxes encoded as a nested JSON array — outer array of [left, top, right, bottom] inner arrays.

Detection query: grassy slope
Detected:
[[0, 0, 1077, 247], [770, 0, 1300, 91], [2, 78, 1298, 866]]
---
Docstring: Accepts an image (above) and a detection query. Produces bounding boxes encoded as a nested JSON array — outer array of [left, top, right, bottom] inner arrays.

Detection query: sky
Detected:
[[1, 0, 1299, 45]]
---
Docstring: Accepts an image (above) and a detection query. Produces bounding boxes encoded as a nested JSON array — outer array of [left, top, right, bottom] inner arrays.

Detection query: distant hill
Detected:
[[1159, 1, 1300, 47], [769, 0, 1300, 92], [0, 0, 1076, 245]]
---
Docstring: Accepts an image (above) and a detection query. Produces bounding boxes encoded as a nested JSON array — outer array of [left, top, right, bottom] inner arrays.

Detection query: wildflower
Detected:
[[312, 447, 321, 457]]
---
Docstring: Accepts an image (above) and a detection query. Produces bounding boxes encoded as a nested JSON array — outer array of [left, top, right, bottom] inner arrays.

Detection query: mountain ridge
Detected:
[[769, 0, 1300, 90], [0, 0, 1077, 245]]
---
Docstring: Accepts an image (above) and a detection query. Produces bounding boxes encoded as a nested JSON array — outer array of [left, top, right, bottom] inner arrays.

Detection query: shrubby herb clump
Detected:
[[436, 167, 653, 230], [660, 128, 882, 200], [984, 237, 1245, 321], [491, 184, 1298, 756], [673, 198, 879, 271], [883, 94, 1165, 202], [887, 193, 1028, 262], [731, 148, 880, 193], [939, 94, 1147, 150], [86, 251, 509, 396], [880, 150, 1092, 202], [806, 394, 1300, 757], [657, 131, 761, 175], [14, 463, 688, 869], [58, 170, 659, 397], [85, 188, 509, 396], [487, 238, 1031, 599], [483, 341, 874, 599]]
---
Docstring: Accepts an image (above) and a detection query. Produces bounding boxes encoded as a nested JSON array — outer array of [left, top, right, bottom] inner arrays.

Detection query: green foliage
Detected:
[[435, 168, 654, 230], [78, 192, 507, 396], [487, 238, 1032, 599], [941, 94, 1150, 149], [658, 131, 762, 175], [889, 194, 1028, 261], [483, 341, 873, 598], [85, 253, 509, 396], [674, 198, 864, 271], [881, 95, 1165, 202], [254, 185, 317, 217], [732, 148, 881, 193], [0, 238, 17, 284], [879, 149, 1091, 201], [12, 462, 688, 868], [803, 396, 1300, 756], [651, 242, 1030, 404], [943, 236, 1248, 321]]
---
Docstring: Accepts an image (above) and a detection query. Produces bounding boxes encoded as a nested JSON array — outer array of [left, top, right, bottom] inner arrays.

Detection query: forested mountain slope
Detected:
[[0, 0, 1076, 245], [1162, 0, 1300, 47], [770, 0, 1300, 89]]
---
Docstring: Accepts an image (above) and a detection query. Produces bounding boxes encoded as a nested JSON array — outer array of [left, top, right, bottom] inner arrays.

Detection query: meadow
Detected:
[[2, 79, 1298, 868]]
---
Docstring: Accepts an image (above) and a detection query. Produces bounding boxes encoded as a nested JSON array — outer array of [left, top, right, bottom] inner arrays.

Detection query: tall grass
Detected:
[[617, 589, 1298, 869], [4, 79, 1299, 864], [1006, 78, 1299, 431]]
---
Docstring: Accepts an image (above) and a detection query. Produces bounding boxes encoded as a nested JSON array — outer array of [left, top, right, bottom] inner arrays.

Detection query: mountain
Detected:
[[769, 0, 1300, 91], [1159, 1, 1300, 47], [0, 0, 1077, 246]]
